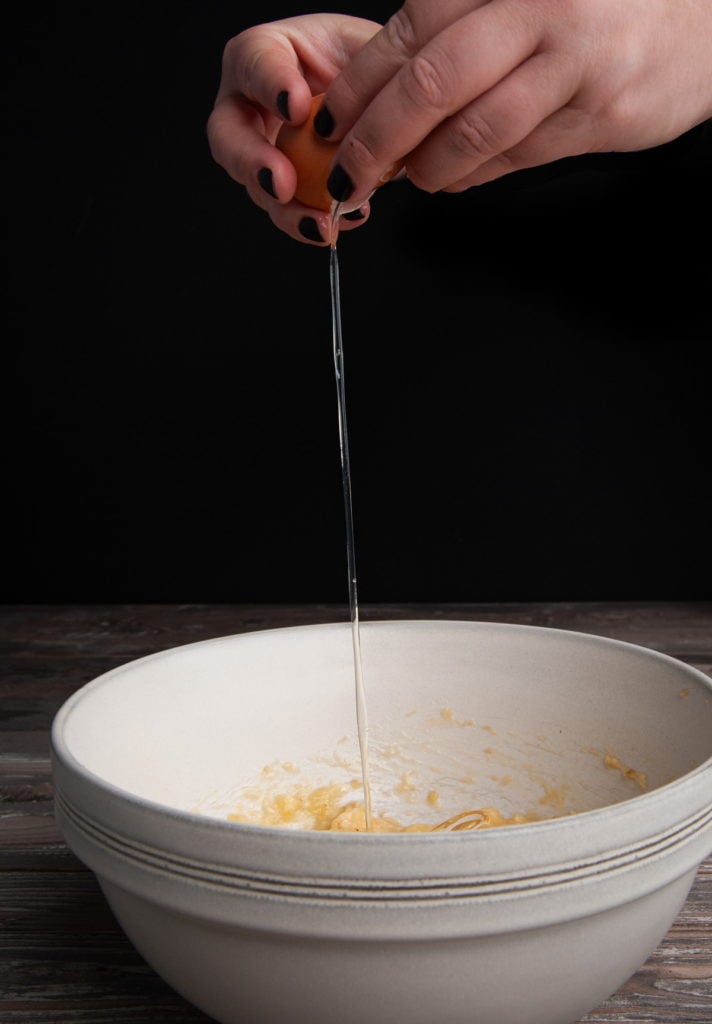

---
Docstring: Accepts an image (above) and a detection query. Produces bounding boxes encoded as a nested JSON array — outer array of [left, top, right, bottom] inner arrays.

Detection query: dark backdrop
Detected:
[[5, 2, 711, 604]]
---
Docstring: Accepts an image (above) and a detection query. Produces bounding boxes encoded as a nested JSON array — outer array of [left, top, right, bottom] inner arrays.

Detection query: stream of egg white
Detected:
[[329, 205, 373, 832]]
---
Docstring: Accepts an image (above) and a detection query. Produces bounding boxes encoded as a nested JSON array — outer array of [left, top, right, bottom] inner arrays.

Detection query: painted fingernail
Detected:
[[277, 90, 290, 120], [299, 216, 324, 243], [314, 103, 335, 138], [342, 208, 366, 221], [258, 167, 277, 199], [327, 164, 354, 203]]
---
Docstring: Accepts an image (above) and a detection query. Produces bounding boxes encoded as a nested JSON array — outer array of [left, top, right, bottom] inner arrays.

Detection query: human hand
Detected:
[[207, 14, 383, 245], [314, 0, 712, 207]]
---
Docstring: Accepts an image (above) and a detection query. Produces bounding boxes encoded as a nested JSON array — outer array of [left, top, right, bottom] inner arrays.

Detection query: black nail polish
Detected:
[[342, 208, 366, 221], [277, 90, 290, 120], [314, 103, 334, 138], [327, 164, 354, 203], [258, 167, 277, 199], [299, 216, 323, 243]]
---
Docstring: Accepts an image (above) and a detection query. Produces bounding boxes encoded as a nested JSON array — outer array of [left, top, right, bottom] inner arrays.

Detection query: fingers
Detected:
[[207, 23, 316, 194], [249, 177, 372, 246], [321, 0, 492, 130], [320, 0, 544, 206], [207, 24, 309, 201], [217, 23, 316, 124], [210, 2, 712, 243], [444, 106, 599, 189], [406, 49, 581, 192], [208, 91, 372, 246], [281, 204, 372, 246], [208, 93, 297, 198], [207, 16, 383, 243]]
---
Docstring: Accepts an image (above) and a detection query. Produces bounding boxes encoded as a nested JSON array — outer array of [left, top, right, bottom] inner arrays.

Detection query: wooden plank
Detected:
[[0, 603, 710, 1023], [2, 602, 711, 656]]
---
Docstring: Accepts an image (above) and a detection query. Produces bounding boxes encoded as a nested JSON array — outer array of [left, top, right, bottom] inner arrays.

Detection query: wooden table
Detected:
[[2, 602, 711, 1023]]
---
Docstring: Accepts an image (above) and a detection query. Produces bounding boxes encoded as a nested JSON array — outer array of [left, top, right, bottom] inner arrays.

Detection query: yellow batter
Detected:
[[222, 731, 648, 834], [227, 781, 537, 833], [603, 753, 648, 790]]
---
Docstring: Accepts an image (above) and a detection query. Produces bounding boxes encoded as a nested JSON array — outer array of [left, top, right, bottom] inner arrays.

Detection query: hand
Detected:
[[207, 14, 382, 245], [315, 0, 712, 207]]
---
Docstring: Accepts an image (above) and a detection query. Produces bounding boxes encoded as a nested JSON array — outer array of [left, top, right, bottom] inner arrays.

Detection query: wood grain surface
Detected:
[[1, 602, 710, 1023]]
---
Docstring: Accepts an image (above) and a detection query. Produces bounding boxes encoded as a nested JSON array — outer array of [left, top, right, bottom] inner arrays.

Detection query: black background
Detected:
[[5, 2, 711, 604]]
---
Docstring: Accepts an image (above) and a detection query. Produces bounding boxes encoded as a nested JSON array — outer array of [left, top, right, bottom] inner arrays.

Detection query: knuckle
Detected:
[[343, 131, 381, 176], [221, 32, 247, 79], [567, 95, 610, 150], [401, 160, 437, 195], [601, 92, 633, 139], [222, 33, 239, 64], [450, 110, 505, 162], [400, 50, 453, 111], [487, 150, 518, 178], [223, 25, 256, 64], [206, 106, 229, 167], [384, 7, 419, 59], [222, 28, 266, 92]]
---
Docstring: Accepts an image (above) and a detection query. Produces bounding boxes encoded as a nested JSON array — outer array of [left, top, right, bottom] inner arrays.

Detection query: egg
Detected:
[[275, 94, 337, 211], [275, 93, 402, 212]]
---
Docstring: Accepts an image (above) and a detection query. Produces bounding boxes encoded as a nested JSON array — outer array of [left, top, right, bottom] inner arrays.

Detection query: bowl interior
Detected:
[[58, 621, 712, 828]]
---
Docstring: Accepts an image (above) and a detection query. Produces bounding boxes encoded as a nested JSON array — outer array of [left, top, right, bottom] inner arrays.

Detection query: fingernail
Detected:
[[342, 208, 366, 221], [327, 164, 354, 203], [258, 167, 277, 199], [299, 216, 324, 243], [314, 103, 335, 138], [277, 90, 290, 120]]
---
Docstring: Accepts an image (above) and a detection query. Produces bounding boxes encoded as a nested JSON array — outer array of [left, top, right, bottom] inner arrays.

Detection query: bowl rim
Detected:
[[50, 618, 712, 849]]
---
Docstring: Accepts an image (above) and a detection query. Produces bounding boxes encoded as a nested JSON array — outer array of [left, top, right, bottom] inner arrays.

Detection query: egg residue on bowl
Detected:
[[225, 775, 537, 833], [206, 704, 650, 834]]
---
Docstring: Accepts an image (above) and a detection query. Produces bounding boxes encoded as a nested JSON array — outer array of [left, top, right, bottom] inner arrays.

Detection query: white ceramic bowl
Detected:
[[51, 620, 712, 1024]]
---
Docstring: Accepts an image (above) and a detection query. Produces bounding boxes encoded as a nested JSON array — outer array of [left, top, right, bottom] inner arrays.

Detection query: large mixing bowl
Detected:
[[51, 620, 712, 1024]]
